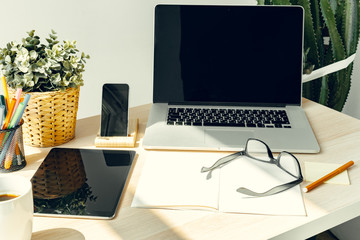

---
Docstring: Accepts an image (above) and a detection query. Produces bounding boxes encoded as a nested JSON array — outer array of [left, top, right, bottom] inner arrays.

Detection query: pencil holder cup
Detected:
[[0, 123, 26, 172]]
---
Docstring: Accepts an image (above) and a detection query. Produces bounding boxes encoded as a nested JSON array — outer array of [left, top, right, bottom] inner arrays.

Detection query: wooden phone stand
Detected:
[[95, 118, 139, 148]]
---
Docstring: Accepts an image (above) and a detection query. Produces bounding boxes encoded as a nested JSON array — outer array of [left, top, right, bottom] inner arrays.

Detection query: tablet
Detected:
[[31, 148, 136, 219]]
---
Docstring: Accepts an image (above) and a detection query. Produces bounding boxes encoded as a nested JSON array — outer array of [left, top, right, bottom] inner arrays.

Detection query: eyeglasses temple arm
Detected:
[[201, 151, 244, 173], [236, 178, 303, 197]]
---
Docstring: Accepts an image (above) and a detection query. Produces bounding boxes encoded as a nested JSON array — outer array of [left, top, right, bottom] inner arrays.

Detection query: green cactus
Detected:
[[258, 0, 360, 112]]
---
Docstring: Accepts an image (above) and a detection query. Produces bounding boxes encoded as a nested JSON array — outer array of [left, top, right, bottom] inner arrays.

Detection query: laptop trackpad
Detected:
[[204, 129, 254, 146]]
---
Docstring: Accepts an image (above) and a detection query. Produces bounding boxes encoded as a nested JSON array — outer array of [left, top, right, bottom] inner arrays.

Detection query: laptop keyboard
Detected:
[[167, 107, 291, 128]]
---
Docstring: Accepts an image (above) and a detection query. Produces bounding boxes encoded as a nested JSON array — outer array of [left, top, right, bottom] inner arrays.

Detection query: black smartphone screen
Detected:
[[100, 84, 129, 137]]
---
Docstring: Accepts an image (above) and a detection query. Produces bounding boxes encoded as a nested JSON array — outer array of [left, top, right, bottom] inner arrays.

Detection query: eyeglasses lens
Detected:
[[278, 152, 300, 177], [246, 139, 271, 161]]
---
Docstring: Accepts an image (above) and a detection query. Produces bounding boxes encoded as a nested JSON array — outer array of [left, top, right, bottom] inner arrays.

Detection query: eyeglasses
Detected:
[[201, 138, 303, 197]]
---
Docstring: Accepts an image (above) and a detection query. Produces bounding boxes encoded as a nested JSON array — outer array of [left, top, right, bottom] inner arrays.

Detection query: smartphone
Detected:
[[100, 83, 129, 137]]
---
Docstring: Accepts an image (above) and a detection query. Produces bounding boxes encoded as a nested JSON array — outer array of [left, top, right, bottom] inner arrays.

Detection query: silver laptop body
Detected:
[[143, 5, 320, 153]]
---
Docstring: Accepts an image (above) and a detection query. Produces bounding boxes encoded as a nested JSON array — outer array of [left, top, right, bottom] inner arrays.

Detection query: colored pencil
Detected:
[[303, 161, 354, 192], [11, 88, 22, 119], [2, 98, 16, 130]]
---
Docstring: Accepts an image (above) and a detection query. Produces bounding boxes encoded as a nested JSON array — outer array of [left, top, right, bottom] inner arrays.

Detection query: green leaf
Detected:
[[49, 34, 58, 40], [329, 0, 337, 14], [50, 62, 61, 71], [27, 30, 35, 37], [30, 39, 40, 45], [25, 44, 35, 50], [63, 61, 71, 70], [298, 0, 321, 68], [320, 0, 346, 61], [272, 0, 291, 4], [342, 0, 359, 55], [297, 0, 322, 102], [310, 0, 324, 66], [318, 75, 329, 105], [320, 0, 348, 111]]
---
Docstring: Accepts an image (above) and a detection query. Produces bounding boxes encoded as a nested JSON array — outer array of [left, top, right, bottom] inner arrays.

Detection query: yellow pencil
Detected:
[[4, 154, 12, 169]]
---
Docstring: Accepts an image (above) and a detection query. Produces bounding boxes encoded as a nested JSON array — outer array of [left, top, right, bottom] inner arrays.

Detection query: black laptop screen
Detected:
[[153, 5, 303, 106]]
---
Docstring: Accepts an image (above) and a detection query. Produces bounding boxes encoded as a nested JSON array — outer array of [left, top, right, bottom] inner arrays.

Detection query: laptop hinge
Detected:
[[168, 102, 287, 108]]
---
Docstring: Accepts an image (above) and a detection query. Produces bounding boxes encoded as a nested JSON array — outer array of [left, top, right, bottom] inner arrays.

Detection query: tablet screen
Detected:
[[31, 148, 136, 219]]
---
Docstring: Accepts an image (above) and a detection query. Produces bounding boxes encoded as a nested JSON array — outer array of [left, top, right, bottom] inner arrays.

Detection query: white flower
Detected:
[[29, 50, 38, 60], [5, 55, 11, 63]]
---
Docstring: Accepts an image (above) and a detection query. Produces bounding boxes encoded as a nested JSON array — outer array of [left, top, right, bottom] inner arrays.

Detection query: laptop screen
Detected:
[[153, 5, 304, 106]]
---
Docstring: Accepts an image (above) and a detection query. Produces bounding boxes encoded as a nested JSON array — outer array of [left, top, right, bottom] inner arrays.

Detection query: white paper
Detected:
[[132, 151, 223, 210], [219, 157, 306, 216]]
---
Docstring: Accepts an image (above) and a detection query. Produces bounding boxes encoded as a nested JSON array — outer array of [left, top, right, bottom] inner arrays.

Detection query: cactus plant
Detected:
[[258, 0, 360, 112]]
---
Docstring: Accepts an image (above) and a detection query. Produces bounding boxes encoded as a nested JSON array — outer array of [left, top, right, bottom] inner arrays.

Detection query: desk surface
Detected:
[[9, 99, 360, 240]]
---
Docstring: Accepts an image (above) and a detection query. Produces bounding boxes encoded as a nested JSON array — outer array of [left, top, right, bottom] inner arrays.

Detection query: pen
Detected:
[[2, 94, 30, 143], [15, 140, 21, 165], [0, 95, 6, 112], [1, 76, 9, 110], [13, 94, 31, 126], [0, 94, 30, 168], [0, 105, 4, 127], [8, 103, 24, 129], [303, 161, 354, 193], [0, 98, 16, 147], [0, 130, 15, 166]]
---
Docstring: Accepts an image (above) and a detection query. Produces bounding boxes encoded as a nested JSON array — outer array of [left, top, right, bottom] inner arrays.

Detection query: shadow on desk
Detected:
[[106, 200, 188, 239], [104, 157, 187, 240], [32, 228, 85, 240]]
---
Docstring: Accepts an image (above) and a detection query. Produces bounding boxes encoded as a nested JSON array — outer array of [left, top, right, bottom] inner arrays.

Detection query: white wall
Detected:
[[0, 0, 255, 119], [0, 0, 359, 120]]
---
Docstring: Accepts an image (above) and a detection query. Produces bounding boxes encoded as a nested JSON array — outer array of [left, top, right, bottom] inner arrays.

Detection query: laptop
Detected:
[[143, 4, 320, 153]]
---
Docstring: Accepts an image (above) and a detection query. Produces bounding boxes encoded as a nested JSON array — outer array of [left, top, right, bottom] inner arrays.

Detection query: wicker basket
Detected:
[[9, 87, 80, 147]]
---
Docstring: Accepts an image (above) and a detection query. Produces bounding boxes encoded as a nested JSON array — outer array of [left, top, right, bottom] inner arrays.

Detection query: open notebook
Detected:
[[132, 151, 306, 216]]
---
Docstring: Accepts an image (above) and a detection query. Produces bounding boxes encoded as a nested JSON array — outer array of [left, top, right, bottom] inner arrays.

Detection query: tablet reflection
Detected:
[[31, 148, 96, 216]]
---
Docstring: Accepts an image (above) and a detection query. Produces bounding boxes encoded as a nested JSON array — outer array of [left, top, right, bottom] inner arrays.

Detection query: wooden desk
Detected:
[[8, 99, 360, 240]]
